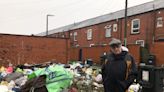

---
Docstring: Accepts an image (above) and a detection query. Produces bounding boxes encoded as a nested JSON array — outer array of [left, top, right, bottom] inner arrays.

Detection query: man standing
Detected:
[[102, 38, 138, 92]]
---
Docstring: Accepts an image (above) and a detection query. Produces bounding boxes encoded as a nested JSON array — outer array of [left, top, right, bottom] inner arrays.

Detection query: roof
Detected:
[[37, 0, 164, 36]]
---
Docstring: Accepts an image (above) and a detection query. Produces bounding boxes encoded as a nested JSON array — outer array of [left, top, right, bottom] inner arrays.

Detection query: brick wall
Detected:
[[69, 48, 80, 61], [150, 42, 164, 66], [128, 44, 140, 65], [0, 34, 69, 66], [0, 34, 141, 66], [82, 46, 109, 64], [69, 45, 140, 65]]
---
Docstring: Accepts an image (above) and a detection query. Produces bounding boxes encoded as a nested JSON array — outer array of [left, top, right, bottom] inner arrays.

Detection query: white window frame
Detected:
[[113, 23, 117, 32], [136, 40, 144, 47], [73, 32, 77, 41], [105, 25, 112, 38], [131, 19, 140, 34], [156, 17, 163, 28], [87, 29, 92, 40]]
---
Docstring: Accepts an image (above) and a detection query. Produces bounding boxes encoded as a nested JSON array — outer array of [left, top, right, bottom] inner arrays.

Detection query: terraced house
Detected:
[[37, 0, 164, 66]]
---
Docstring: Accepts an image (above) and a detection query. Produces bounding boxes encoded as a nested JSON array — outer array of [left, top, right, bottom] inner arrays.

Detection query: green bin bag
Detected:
[[34, 65, 73, 92]]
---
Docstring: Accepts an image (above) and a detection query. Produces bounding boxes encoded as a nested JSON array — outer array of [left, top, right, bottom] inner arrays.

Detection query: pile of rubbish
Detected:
[[67, 62, 104, 92], [0, 62, 104, 92]]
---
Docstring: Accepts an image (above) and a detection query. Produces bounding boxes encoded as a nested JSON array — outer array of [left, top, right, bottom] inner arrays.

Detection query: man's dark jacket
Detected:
[[102, 51, 138, 92]]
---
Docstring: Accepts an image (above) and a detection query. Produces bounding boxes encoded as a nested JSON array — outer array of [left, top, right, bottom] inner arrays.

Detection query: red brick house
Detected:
[[37, 0, 164, 65], [38, 0, 164, 47]]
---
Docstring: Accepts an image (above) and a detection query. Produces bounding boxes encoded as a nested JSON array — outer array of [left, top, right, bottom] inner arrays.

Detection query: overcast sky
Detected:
[[0, 0, 153, 35]]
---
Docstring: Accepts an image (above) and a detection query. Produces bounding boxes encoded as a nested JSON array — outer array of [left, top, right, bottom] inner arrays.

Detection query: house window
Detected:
[[136, 40, 144, 47], [70, 33, 72, 36], [105, 25, 112, 38], [73, 32, 77, 41], [87, 29, 92, 40], [157, 17, 163, 28], [113, 24, 117, 32], [62, 35, 65, 38], [131, 19, 140, 34]]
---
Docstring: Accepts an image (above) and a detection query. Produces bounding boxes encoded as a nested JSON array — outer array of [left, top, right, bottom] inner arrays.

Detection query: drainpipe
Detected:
[[124, 0, 128, 47], [152, 4, 156, 44], [120, 18, 123, 42], [66, 38, 69, 64]]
